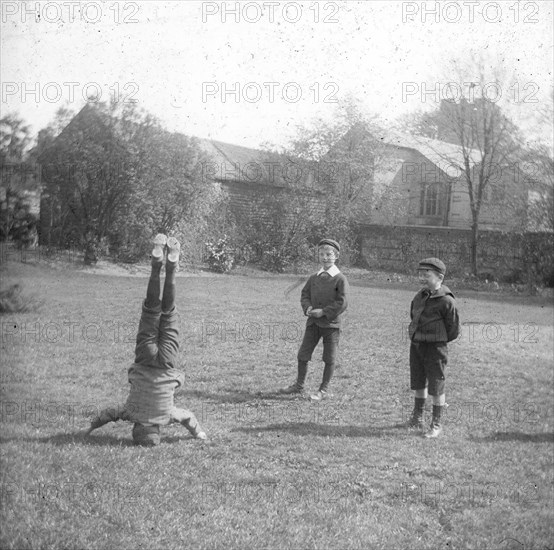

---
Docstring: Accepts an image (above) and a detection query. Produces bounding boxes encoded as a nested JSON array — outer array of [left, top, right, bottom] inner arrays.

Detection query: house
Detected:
[[332, 123, 548, 277], [196, 138, 326, 221], [351, 128, 529, 231]]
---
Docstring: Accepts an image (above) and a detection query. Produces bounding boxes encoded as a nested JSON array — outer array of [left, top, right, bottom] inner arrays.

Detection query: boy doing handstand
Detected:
[[86, 235, 206, 446]]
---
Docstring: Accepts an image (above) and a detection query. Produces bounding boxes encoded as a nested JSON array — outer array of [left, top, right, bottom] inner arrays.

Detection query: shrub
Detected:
[[260, 246, 294, 273], [0, 188, 38, 248], [0, 283, 42, 314], [205, 235, 235, 273], [522, 233, 554, 287], [499, 269, 525, 285]]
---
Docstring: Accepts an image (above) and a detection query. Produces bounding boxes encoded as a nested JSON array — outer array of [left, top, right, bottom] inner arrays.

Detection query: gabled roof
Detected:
[[37, 103, 124, 164], [197, 138, 316, 188], [373, 129, 481, 170]]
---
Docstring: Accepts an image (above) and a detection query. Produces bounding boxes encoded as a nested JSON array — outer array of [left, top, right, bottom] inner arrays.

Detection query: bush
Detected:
[[205, 235, 235, 273], [260, 246, 294, 273], [116, 242, 150, 264], [522, 233, 554, 287], [545, 267, 554, 288], [0, 188, 38, 248], [0, 283, 42, 314], [499, 269, 525, 285]]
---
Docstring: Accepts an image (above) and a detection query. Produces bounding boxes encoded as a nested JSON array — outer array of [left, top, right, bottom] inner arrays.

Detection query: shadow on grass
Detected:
[[0, 431, 202, 447], [181, 388, 311, 404], [349, 279, 554, 307], [232, 422, 408, 437], [471, 431, 554, 443], [0, 432, 134, 447]]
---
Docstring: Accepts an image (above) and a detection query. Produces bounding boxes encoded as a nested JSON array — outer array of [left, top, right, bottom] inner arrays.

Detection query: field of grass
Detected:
[[1, 259, 553, 550]]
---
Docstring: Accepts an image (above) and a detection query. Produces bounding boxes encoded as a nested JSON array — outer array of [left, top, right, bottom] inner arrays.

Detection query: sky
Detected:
[[2, 0, 553, 149]]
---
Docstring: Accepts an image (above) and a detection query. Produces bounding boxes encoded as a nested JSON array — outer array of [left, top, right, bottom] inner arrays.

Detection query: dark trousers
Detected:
[[297, 324, 340, 391], [134, 303, 180, 370]]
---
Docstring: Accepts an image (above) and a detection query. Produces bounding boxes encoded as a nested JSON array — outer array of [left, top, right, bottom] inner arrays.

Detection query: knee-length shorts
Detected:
[[410, 342, 448, 396]]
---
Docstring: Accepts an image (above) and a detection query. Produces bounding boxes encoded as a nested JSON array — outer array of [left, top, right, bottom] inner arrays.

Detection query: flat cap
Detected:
[[318, 238, 340, 252], [418, 257, 446, 275]]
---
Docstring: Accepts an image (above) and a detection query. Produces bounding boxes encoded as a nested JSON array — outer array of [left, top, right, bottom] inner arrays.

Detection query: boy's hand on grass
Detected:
[[310, 309, 324, 318]]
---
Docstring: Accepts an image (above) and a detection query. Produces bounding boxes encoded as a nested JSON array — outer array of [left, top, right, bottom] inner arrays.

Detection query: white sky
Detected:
[[2, 0, 553, 148]]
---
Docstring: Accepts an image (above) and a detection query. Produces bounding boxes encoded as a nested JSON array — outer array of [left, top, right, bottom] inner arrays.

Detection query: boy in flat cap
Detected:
[[85, 234, 206, 446], [408, 257, 460, 438], [279, 238, 349, 401]]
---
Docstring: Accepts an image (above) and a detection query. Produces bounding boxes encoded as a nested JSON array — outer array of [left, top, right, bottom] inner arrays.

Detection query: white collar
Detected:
[[317, 265, 340, 277]]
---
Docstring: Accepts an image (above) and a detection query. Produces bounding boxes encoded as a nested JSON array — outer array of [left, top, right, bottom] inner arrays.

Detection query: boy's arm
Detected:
[[170, 408, 206, 439], [321, 276, 349, 322], [300, 277, 313, 315], [443, 298, 460, 342]]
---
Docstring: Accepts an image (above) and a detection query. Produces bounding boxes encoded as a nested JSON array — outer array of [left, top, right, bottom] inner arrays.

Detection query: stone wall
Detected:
[[358, 224, 553, 282]]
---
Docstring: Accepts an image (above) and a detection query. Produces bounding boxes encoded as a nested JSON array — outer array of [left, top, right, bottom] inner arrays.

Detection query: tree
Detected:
[[108, 105, 221, 263], [0, 114, 31, 164], [0, 188, 37, 246], [393, 109, 442, 141], [38, 102, 221, 265], [517, 92, 554, 286], [0, 114, 39, 247], [38, 102, 138, 263], [236, 182, 323, 272], [441, 96, 524, 274], [519, 146, 554, 233], [522, 90, 554, 233], [398, 61, 528, 275], [269, 97, 385, 263]]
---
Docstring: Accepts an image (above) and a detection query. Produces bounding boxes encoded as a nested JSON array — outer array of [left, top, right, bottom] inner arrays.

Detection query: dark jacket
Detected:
[[409, 285, 460, 343], [300, 272, 349, 329]]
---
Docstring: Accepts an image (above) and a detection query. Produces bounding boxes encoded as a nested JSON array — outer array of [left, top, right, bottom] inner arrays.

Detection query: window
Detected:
[[420, 183, 442, 216]]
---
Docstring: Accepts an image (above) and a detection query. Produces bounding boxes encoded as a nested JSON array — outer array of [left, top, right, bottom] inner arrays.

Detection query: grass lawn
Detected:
[[1, 260, 553, 550]]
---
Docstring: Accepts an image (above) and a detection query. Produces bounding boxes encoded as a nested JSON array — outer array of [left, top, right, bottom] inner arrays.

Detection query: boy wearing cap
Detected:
[[85, 234, 207, 446], [279, 238, 349, 401], [408, 257, 460, 438]]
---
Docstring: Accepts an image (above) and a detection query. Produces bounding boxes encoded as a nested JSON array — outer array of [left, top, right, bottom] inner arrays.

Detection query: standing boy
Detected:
[[85, 234, 206, 446], [280, 238, 349, 401], [408, 258, 460, 438]]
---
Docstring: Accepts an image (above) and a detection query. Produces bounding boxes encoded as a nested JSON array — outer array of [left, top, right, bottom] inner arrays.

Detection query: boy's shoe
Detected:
[[424, 424, 443, 438], [278, 383, 304, 395], [310, 390, 328, 402], [166, 236, 181, 264], [195, 431, 207, 440], [407, 412, 424, 429], [152, 234, 167, 261]]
